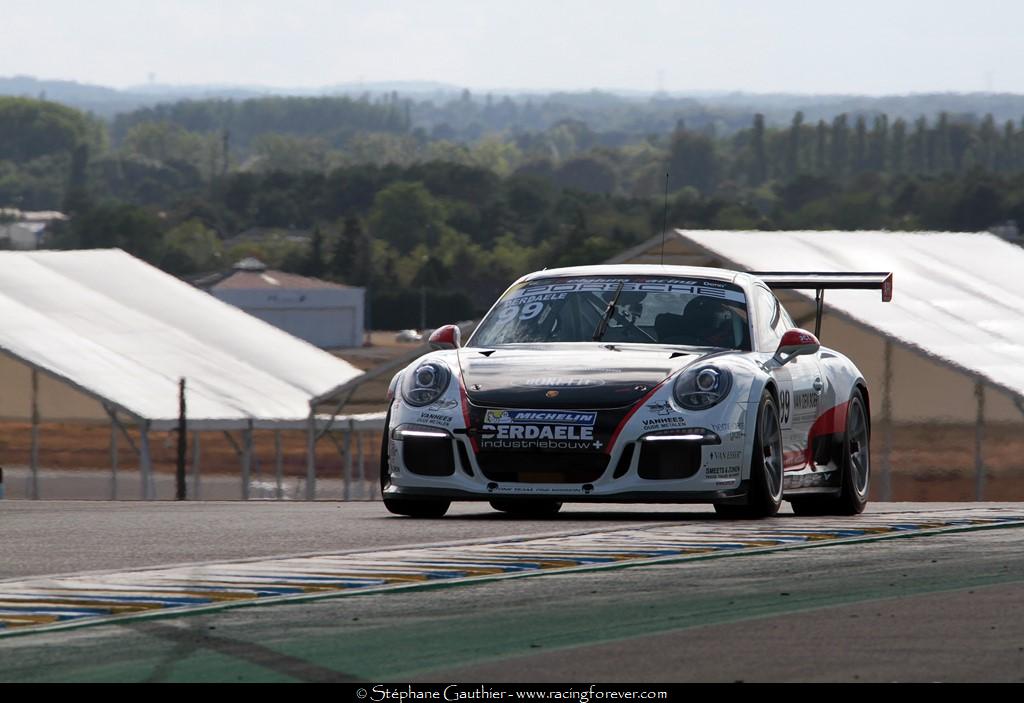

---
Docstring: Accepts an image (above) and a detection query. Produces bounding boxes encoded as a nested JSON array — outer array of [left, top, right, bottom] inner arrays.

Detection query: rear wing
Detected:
[[749, 271, 893, 338]]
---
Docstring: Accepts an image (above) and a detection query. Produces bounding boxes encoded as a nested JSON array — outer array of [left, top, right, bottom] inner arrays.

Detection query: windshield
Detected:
[[471, 275, 751, 349]]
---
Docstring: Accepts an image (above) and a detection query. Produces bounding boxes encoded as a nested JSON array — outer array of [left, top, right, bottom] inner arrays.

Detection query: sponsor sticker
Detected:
[[489, 485, 586, 494], [417, 412, 454, 427], [709, 450, 743, 461], [706, 464, 742, 477], [483, 410, 597, 426], [480, 439, 602, 451], [479, 408, 602, 451], [641, 416, 688, 430]]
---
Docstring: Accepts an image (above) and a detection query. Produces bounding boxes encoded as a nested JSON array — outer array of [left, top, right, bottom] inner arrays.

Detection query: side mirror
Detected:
[[773, 328, 820, 366], [429, 324, 461, 350]]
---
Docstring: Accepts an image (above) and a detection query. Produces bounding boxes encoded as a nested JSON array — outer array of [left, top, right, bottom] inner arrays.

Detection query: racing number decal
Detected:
[[779, 389, 792, 425], [495, 302, 546, 322], [520, 301, 544, 320]]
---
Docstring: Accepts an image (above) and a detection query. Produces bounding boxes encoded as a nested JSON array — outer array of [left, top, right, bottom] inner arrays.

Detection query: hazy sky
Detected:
[[4, 0, 1023, 94]]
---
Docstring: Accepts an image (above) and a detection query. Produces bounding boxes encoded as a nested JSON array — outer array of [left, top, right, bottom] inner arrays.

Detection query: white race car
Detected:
[[381, 265, 892, 518]]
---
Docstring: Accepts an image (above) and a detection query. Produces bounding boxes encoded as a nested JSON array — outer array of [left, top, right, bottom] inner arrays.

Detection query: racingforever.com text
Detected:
[[363, 686, 670, 702]]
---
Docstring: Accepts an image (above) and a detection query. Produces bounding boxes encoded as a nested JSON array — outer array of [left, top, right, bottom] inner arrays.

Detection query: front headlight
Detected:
[[673, 366, 733, 411], [401, 360, 452, 407]]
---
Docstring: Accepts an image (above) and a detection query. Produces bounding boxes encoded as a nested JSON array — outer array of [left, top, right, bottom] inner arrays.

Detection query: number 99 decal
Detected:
[[779, 389, 791, 426], [496, 302, 546, 322]]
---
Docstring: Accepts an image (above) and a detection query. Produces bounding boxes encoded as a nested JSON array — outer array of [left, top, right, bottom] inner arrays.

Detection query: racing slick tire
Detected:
[[383, 498, 451, 518], [714, 391, 783, 519], [790, 389, 870, 517], [380, 410, 451, 518], [489, 499, 563, 517]]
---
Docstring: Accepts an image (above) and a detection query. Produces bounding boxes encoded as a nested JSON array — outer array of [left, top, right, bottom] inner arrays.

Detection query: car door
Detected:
[[753, 285, 822, 471]]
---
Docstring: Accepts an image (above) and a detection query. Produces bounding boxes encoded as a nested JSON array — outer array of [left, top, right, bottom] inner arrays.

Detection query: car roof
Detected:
[[514, 264, 747, 286]]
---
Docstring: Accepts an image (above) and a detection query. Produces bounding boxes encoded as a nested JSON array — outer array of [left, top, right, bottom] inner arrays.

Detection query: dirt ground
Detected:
[[876, 424, 1024, 501]]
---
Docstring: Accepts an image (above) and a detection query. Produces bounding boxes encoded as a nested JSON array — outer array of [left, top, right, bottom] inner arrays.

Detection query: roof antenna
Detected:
[[660, 171, 670, 266]]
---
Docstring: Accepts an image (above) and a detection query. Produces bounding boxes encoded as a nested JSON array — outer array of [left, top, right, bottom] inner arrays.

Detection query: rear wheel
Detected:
[[790, 389, 870, 516], [489, 499, 563, 517], [380, 410, 451, 518], [714, 391, 783, 519]]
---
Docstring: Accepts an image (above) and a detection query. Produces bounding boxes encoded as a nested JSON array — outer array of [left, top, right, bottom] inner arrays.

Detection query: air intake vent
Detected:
[[402, 436, 456, 476], [638, 442, 701, 480], [612, 443, 635, 479]]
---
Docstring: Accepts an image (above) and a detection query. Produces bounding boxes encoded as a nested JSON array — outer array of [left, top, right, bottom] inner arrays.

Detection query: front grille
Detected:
[[637, 441, 702, 480], [477, 452, 609, 483], [403, 436, 456, 476]]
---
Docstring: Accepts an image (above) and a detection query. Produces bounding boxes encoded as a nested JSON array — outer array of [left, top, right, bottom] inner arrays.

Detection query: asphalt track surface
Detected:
[[1, 501, 1023, 682]]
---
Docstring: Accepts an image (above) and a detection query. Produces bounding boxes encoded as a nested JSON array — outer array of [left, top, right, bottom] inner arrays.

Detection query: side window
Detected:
[[777, 300, 796, 333], [754, 286, 783, 350]]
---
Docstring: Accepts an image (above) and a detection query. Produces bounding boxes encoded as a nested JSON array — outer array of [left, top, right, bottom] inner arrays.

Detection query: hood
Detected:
[[459, 343, 701, 409]]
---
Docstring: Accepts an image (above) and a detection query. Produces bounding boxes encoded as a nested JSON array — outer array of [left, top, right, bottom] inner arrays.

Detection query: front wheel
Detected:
[[490, 499, 563, 517], [714, 391, 783, 519], [380, 410, 450, 518], [383, 498, 451, 518]]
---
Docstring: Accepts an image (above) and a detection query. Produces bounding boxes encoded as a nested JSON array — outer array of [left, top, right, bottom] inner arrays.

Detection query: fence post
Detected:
[[29, 369, 39, 500], [191, 432, 201, 500], [110, 420, 118, 500], [306, 411, 316, 501], [241, 421, 253, 501], [274, 430, 284, 500], [974, 379, 985, 500], [343, 421, 353, 501], [881, 339, 893, 501], [176, 378, 187, 501], [139, 421, 153, 500]]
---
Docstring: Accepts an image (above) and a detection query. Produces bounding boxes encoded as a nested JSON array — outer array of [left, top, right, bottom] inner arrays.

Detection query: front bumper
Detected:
[[384, 483, 749, 503], [384, 397, 753, 503]]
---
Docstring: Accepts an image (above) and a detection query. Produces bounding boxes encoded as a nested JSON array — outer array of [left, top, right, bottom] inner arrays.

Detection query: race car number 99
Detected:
[[497, 302, 545, 322]]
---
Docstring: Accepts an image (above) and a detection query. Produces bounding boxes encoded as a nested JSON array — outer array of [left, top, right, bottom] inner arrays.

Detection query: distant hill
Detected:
[[0, 76, 468, 118], [5, 75, 1024, 130]]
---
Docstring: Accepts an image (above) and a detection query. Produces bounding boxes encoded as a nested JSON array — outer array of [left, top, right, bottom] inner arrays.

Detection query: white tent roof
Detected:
[[675, 230, 1024, 404], [0, 249, 363, 429]]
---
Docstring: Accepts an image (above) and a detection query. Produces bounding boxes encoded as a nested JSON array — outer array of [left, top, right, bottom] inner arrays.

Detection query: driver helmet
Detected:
[[683, 296, 735, 345]]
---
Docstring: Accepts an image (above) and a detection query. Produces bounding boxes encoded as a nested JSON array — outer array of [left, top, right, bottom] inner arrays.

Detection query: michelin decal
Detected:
[[479, 409, 602, 451]]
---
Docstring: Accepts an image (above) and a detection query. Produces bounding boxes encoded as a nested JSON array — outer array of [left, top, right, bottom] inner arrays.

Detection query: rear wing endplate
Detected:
[[749, 271, 893, 339]]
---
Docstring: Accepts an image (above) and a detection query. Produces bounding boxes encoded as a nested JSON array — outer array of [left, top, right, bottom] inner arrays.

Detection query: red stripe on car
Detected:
[[458, 379, 478, 453], [605, 381, 669, 454], [803, 400, 850, 467]]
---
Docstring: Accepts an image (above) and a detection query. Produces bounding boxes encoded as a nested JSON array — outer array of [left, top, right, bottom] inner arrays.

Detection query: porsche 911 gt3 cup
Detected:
[[381, 264, 892, 518]]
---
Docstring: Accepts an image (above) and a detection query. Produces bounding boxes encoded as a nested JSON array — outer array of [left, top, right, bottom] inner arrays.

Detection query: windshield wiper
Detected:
[[591, 281, 625, 341]]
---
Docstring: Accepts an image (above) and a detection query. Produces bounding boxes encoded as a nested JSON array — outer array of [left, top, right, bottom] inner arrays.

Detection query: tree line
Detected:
[[4, 95, 1024, 327]]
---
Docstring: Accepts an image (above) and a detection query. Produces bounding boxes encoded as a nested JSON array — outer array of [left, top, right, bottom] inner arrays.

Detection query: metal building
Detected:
[[202, 258, 366, 349]]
